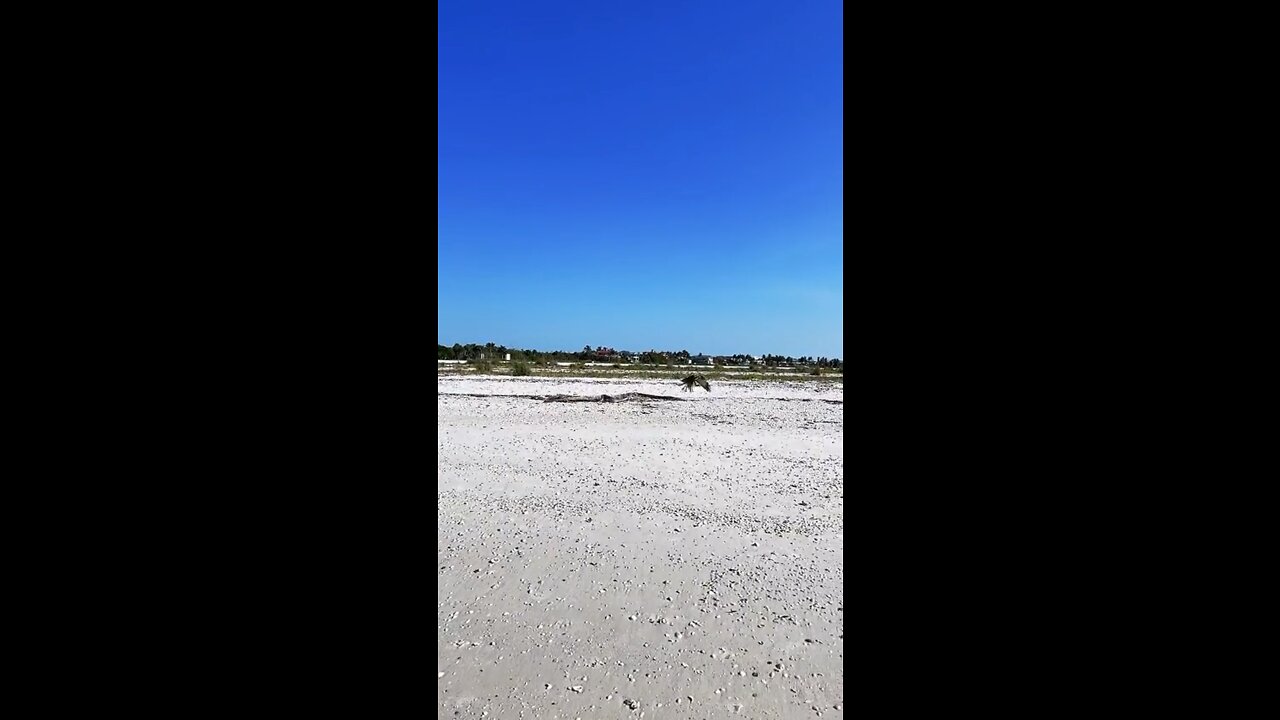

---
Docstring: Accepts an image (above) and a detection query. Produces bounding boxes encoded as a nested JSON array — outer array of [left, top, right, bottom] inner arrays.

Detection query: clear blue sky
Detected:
[[438, 0, 843, 359]]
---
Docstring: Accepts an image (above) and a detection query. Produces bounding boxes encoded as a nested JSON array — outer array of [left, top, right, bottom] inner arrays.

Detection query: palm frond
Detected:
[[679, 374, 711, 391]]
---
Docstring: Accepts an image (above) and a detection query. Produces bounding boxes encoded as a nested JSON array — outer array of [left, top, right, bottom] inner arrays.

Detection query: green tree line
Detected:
[[438, 343, 841, 368]]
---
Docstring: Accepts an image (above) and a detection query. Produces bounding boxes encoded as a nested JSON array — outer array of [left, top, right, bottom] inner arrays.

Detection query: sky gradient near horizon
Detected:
[[439, 0, 843, 359]]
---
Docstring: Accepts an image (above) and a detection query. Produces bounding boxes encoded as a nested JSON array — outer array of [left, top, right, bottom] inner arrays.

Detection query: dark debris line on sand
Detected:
[[436, 392, 546, 399], [437, 392, 842, 404], [540, 392, 684, 403]]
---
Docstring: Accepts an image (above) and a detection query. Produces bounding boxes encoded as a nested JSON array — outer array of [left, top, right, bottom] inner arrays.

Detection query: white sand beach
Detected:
[[438, 376, 844, 718]]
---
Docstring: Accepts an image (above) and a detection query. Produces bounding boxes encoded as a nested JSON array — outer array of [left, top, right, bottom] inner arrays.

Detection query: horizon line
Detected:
[[438, 341, 840, 360]]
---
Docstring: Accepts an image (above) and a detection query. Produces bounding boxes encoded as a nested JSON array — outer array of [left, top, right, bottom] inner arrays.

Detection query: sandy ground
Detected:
[[438, 376, 844, 719]]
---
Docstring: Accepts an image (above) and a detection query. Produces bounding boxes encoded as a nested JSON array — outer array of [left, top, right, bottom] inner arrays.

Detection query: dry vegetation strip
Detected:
[[437, 366, 842, 382]]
